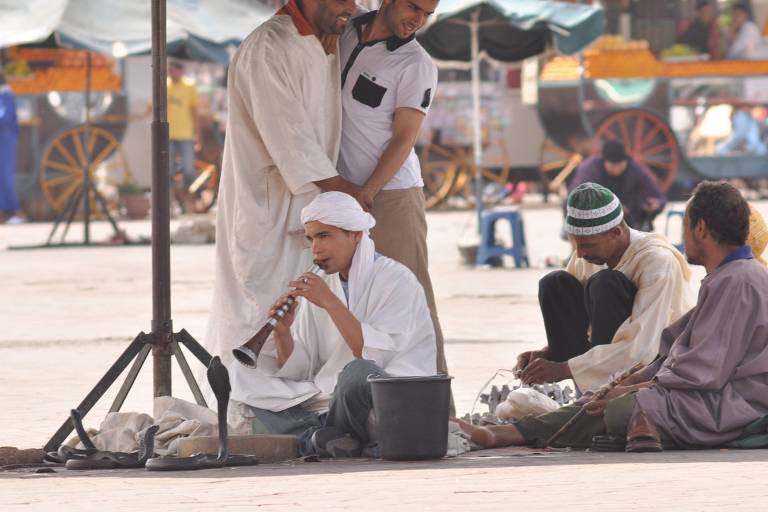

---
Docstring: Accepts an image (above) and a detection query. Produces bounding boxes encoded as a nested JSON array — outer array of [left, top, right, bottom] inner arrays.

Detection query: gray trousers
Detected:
[[245, 359, 387, 445]]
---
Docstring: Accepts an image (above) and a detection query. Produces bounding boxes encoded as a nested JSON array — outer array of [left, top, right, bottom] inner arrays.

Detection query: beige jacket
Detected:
[[565, 232, 693, 392]]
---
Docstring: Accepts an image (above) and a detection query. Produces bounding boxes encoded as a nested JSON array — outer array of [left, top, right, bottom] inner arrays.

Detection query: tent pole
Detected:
[[470, 9, 483, 233], [82, 51, 92, 244], [151, 0, 173, 397]]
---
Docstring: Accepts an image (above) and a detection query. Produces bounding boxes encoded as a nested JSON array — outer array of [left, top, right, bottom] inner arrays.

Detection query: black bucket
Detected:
[[368, 374, 453, 461]]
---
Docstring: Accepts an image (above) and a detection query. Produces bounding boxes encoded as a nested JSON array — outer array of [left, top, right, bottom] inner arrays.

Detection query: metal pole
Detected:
[[470, 9, 483, 231], [82, 51, 92, 244], [151, 0, 173, 397]]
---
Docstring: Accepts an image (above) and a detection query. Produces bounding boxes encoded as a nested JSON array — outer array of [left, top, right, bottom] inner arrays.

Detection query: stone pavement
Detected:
[[0, 202, 766, 510]]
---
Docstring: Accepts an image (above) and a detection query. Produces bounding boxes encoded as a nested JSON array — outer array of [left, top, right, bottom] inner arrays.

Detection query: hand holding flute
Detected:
[[232, 264, 320, 369]]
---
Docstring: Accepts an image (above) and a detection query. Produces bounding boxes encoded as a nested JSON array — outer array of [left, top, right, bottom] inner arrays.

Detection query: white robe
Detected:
[[203, 15, 342, 402], [230, 256, 437, 413], [565, 231, 693, 392]]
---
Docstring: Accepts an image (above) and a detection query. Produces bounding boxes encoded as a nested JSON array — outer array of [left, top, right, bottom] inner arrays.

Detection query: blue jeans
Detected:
[[169, 139, 196, 186]]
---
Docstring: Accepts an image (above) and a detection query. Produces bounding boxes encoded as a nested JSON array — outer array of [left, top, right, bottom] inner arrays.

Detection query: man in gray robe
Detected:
[[455, 181, 768, 452]]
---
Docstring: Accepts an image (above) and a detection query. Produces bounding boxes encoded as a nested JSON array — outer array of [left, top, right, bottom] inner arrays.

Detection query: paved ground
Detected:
[[1, 200, 766, 510]]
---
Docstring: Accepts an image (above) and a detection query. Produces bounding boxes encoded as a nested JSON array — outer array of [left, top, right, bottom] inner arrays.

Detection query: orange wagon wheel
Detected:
[[594, 109, 679, 193], [419, 143, 464, 209], [40, 125, 131, 215]]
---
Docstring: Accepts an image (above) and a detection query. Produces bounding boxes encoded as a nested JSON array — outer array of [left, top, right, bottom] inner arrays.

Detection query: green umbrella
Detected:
[[418, 0, 604, 229]]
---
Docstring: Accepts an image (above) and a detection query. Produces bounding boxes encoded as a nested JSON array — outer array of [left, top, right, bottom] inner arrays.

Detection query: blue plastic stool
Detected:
[[664, 209, 685, 253], [476, 208, 530, 268]]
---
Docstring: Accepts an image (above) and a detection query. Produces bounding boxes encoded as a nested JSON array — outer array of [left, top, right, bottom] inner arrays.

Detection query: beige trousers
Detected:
[[369, 187, 448, 377]]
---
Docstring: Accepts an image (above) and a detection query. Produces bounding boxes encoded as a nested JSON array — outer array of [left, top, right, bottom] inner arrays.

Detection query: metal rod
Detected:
[[82, 51, 92, 244], [109, 344, 152, 413], [470, 9, 484, 233], [151, 0, 173, 397], [46, 186, 83, 245], [44, 333, 149, 452], [176, 329, 214, 367], [171, 341, 208, 407], [92, 186, 123, 236]]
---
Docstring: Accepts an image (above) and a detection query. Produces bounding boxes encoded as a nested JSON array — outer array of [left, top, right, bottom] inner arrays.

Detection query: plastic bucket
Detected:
[[368, 374, 453, 461]]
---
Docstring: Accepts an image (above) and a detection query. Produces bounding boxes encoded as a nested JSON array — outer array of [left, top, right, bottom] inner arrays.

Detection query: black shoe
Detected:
[[310, 427, 361, 458]]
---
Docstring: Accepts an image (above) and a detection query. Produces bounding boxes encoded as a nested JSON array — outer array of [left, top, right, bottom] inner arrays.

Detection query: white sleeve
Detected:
[[236, 35, 338, 194], [395, 56, 437, 115], [568, 253, 686, 391]]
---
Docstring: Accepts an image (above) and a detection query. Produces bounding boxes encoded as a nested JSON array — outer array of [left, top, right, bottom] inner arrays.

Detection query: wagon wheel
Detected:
[[594, 109, 679, 193], [538, 138, 583, 199], [479, 138, 512, 203], [40, 126, 131, 216], [188, 160, 219, 213], [449, 139, 512, 206], [419, 143, 466, 209]]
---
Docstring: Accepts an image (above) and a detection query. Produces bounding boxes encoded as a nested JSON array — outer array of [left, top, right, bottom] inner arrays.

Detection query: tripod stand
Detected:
[[10, 52, 131, 251], [44, 0, 212, 452]]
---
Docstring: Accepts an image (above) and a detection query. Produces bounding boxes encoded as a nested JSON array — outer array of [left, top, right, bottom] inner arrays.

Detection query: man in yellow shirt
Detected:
[[167, 60, 200, 203]]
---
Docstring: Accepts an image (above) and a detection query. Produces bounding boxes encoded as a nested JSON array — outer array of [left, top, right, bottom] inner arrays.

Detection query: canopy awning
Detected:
[[418, 0, 605, 63], [0, 0, 271, 62]]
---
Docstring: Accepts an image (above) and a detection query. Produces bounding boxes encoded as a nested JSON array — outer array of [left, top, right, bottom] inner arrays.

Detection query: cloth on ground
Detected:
[[63, 397, 230, 456], [495, 388, 560, 420]]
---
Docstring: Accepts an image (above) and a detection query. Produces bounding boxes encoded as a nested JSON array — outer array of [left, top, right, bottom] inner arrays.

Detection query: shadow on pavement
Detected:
[[3, 447, 767, 480]]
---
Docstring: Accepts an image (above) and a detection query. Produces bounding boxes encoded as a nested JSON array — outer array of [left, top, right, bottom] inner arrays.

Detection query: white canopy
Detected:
[[0, 0, 271, 57]]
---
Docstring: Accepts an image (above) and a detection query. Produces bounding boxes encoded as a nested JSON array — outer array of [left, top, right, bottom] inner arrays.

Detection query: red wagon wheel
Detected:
[[594, 110, 679, 193]]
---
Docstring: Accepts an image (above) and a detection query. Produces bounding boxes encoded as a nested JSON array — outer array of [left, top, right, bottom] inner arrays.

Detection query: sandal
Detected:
[[625, 409, 663, 453], [65, 410, 159, 470]]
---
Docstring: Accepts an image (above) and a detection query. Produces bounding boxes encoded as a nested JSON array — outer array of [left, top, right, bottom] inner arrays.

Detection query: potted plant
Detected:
[[118, 182, 150, 220]]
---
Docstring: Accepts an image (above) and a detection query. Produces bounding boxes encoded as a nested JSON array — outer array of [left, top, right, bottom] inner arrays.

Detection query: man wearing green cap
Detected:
[[454, 181, 768, 452], [516, 182, 692, 393]]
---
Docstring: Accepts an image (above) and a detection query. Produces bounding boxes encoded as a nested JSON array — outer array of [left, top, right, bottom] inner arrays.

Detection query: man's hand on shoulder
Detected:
[[519, 358, 572, 385], [314, 176, 361, 196], [356, 186, 375, 212]]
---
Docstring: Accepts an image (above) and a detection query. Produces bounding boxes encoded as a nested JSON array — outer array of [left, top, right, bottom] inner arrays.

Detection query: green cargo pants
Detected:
[[514, 392, 638, 448]]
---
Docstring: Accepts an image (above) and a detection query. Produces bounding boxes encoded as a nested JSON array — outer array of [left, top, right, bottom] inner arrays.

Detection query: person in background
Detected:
[[569, 140, 666, 231], [726, 2, 764, 59], [0, 71, 23, 224], [677, 0, 721, 58], [716, 104, 767, 156], [167, 60, 201, 212]]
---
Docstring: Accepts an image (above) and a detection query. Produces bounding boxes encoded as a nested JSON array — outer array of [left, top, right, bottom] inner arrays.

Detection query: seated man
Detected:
[[458, 181, 768, 451], [715, 106, 767, 156], [676, 0, 720, 59], [229, 191, 436, 455], [518, 183, 692, 393], [569, 140, 667, 231]]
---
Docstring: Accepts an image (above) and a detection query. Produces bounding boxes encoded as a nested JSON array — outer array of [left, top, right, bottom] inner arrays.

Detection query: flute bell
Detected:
[[232, 345, 258, 368]]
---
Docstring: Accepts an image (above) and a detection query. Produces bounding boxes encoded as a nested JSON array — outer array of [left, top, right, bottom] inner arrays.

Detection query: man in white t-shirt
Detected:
[[337, 0, 450, 396]]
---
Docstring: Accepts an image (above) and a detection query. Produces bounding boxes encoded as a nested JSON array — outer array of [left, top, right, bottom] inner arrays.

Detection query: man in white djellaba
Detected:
[[229, 192, 437, 456], [203, 0, 362, 403]]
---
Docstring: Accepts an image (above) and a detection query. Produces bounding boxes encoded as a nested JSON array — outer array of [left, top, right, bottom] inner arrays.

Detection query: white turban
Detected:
[[300, 192, 376, 311]]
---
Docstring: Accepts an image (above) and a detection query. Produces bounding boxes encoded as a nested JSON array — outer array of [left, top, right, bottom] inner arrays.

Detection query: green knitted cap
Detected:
[[565, 182, 623, 236]]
